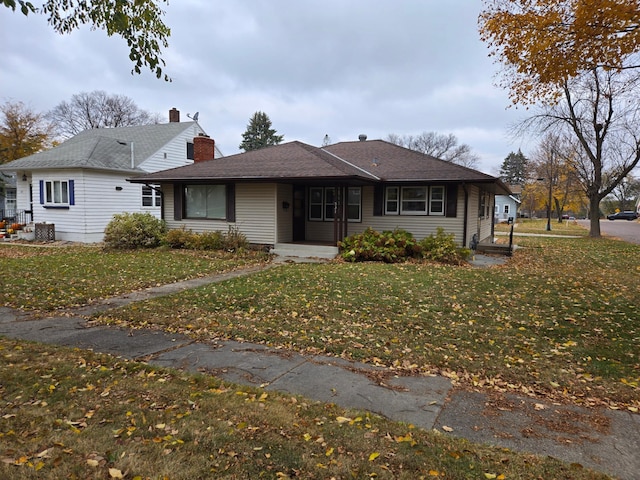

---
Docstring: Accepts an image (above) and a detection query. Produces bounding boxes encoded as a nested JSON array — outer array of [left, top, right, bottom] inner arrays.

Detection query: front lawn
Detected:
[[96, 237, 640, 410], [0, 337, 611, 479], [0, 245, 269, 312], [495, 218, 589, 235]]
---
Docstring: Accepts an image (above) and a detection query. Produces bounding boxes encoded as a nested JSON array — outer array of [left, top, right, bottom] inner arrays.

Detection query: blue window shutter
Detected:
[[39, 180, 44, 204], [69, 180, 75, 205]]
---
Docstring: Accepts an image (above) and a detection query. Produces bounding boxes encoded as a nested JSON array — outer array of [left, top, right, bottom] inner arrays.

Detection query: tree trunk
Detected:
[[588, 195, 601, 238]]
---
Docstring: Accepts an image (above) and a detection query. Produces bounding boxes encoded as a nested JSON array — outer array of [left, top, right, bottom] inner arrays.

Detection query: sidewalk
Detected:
[[1, 263, 638, 480]]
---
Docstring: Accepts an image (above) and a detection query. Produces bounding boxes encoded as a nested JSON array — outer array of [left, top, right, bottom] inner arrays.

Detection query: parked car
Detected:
[[606, 211, 639, 221]]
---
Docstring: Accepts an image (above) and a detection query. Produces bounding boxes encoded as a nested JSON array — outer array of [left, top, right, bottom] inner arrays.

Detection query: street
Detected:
[[578, 219, 640, 244]]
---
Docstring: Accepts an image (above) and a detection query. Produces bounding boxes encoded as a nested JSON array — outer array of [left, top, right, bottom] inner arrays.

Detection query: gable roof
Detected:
[[130, 139, 510, 193], [0, 122, 201, 174]]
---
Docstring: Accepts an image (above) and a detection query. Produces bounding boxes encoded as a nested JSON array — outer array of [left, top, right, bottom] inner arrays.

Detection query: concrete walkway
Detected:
[[1, 262, 638, 480]]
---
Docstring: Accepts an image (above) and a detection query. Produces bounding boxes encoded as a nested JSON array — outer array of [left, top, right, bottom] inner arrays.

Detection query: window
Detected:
[[5, 190, 16, 215], [45, 180, 69, 205], [504, 204, 509, 214], [309, 186, 361, 222], [385, 186, 445, 215], [142, 185, 162, 207], [385, 186, 399, 214], [187, 142, 194, 160], [429, 186, 445, 215], [479, 191, 491, 219], [184, 185, 226, 219]]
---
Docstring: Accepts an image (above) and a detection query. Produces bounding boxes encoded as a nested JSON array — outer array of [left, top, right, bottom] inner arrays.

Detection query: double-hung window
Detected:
[[385, 186, 445, 216], [309, 186, 361, 222], [45, 180, 69, 205], [142, 185, 162, 207], [184, 185, 226, 219]]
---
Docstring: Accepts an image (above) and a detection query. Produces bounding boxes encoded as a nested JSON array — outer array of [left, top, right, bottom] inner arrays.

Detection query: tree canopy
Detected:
[[386, 132, 480, 169], [0, 100, 54, 165], [2, 0, 171, 80], [499, 150, 529, 185], [479, 0, 640, 105], [47, 90, 160, 138], [239, 111, 284, 152]]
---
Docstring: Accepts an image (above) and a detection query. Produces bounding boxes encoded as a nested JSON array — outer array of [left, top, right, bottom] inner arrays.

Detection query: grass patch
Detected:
[[495, 218, 589, 236], [96, 237, 640, 409], [0, 244, 269, 313], [0, 337, 612, 479]]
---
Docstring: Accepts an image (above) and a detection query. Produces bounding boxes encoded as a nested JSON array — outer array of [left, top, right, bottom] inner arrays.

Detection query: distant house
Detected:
[[0, 109, 222, 242], [494, 185, 522, 223], [129, 137, 511, 253]]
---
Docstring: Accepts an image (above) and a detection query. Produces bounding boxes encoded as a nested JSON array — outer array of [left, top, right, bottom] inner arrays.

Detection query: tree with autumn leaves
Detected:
[[479, 0, 640, 237]]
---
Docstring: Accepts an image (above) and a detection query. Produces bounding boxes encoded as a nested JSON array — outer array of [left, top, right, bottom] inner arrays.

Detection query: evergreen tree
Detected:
[[239, 111, 284, 152], [499, 150, 529, 185]]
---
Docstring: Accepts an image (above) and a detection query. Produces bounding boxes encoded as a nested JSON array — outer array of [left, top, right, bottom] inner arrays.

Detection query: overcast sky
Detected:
[[1, 1, 532, 174]]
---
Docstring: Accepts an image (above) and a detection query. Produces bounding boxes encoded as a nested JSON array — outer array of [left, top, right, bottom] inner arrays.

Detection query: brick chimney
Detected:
[[193, 134, 215, 162], [169, 108, 180, 123]]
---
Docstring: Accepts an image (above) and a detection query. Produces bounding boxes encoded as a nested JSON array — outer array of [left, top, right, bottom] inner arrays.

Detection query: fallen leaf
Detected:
[[109, 468, 124, 478], [368, 452, 380, 461], [336, 416, 351, 424], [442, 425, 454, 432], [86, 459, 99, 467]]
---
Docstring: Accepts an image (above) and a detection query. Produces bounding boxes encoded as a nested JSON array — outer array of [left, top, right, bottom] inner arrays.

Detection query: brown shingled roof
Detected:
[[130, 139, 509, 194]]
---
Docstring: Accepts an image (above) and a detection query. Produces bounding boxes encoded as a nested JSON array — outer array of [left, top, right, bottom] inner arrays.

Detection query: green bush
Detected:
[[419, 227, 471, 265], [104, 212, 166, 249], [164, 226, 247, 251], [339, 228, 420, 263]]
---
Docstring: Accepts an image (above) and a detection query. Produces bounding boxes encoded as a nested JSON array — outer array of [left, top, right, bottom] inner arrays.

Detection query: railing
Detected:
[[0, 209, 33, 224]]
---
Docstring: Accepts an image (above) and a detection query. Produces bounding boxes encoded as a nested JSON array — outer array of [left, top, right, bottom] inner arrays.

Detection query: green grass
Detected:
[[0, 245, 269, 312], [95, 237, 640, 409], [495, 218, 590, 235], [0, 337, 612, 479]]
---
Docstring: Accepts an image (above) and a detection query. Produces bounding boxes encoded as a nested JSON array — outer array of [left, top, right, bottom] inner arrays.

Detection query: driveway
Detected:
[[578, 219, 640, 244]]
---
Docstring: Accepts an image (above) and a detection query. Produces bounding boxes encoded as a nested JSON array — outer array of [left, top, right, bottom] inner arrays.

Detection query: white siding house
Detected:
[[0, 109, 222, 242]]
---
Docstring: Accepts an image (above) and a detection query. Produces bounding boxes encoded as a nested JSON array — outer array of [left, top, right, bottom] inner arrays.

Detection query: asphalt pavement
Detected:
[[1, 258, 638, 480]]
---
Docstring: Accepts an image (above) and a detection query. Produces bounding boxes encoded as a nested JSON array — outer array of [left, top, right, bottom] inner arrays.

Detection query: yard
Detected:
[[0, 237, 637, 478]]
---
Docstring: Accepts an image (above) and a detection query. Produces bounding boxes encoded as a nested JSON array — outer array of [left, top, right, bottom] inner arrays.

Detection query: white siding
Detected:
[[138, 124, 203, 173], [30, 169, 160, 243]]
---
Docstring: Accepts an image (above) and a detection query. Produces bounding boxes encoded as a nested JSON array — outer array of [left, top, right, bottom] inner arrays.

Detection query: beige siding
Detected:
[[164, 183, 278, 244], [307, 186, 467, 245]]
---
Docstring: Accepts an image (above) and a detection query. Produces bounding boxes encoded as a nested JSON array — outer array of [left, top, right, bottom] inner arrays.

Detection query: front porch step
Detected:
[[271, 243, 339, 260], [475, 242, 513, 256]]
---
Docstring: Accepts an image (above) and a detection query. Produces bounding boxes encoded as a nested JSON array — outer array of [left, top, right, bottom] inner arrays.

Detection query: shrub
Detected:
[[191, 230, 225, 250], [339, 228, 420, 263], [419, 227, 471, 265], [103, 212, 166, 249], [222, 226, 248, 251], [164, 226, 247, 251], [164, 227, 197, 249]]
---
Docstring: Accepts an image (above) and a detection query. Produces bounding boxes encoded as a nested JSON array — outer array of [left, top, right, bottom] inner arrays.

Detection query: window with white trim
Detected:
[[308, 186, 361, 222], [184, 185, 226, 219], [45, 180, 69, 205], [142, 185, 162, 207], [385, 186, 445, 215]]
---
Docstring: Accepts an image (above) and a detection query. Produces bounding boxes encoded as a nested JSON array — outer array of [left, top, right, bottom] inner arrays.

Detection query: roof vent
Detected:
[[358, 134, 367, 141]]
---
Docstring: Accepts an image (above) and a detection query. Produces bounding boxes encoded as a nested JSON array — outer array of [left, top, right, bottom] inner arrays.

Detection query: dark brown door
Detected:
[[293, 185, 305, 241]]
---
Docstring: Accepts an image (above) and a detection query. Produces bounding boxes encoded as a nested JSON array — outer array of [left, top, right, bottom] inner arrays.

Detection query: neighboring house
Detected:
[[129, 137, 511, 251], [1, 173, 17, 220], [0, 109, 222, 242], [494, 195, 521, 223]]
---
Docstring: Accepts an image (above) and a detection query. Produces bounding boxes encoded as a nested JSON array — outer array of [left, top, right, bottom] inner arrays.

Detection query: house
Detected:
[[128, 136, 510, 255], [0, 108, 222, 242], [494, 185, 522, 223]]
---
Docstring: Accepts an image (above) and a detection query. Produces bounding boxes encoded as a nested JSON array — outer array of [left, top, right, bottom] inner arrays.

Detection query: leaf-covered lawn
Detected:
[[0, 245, 269, 312], [495, 218, 589, 235], [97, 237, 640, 409], [0, 338, 612, 479]]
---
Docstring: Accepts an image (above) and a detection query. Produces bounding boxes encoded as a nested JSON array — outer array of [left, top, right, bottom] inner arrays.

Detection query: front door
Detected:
[[293, 185, 305, 241]]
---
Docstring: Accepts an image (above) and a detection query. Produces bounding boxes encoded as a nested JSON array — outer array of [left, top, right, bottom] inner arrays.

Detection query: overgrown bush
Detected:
[[104, 212, 166, 249], [164, 226, 248, 251], [419, 227, 471, 265], [339, 228, 421, 263]]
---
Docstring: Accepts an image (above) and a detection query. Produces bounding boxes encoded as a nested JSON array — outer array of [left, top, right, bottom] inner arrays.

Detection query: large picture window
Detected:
[[185, 185, 226, 219], [385, 186, 445, 215], [309, 186, 361, 222]]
